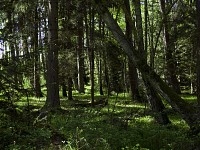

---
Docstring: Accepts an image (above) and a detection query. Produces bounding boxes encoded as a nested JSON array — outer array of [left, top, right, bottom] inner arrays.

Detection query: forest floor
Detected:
[[0, 93, 200, 150]]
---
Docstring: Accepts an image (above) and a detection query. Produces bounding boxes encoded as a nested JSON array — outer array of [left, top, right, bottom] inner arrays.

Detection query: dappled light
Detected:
[[1, 0, 200, 149]]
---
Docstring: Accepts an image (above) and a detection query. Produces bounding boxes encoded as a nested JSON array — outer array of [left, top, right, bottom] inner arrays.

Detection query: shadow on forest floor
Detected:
[[0, 94, 200, 150]]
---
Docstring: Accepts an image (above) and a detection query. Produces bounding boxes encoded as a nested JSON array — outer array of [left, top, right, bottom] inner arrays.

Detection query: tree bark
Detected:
[[143, 76, 171, 125], [77, 2, 85, 93], [68, 77, 73, 100], [149, 0, 155, 69], [98, 16, 104, 95], [34, 4, 43, 97], [93, 0, 200, 132], [196, 0, 200, 106], [89, 7, 95, 105], [124, 0, 141, 102], [133, 0, 146, 61], [45, 0, 60, 109], [133, 0, 170, 124]]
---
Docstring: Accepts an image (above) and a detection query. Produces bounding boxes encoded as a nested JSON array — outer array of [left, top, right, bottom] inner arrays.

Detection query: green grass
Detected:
[[0, 93, 199, 150]]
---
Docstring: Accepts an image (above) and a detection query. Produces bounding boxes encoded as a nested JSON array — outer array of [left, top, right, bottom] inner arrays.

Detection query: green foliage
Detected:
[[1, 94, 199, 149], [0, 0, 200, 149]]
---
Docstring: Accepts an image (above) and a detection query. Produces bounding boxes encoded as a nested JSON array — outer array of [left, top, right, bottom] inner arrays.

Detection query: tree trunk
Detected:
[[62, 83, 67, 97], [77, 2, 85, 93], [34, 4, 43, 97], [104, 50, 110, 96], [159, 0, 181, 94], [42, 4, 48, 81], [98, 16, 104, 96], [149, 0, 155, 69], [89, 7, 95, 105], [143, 75, 171, 125], [97, 51, 104, 95], [45, 0, 60, 109], [196, 0, 200, 105], [7, 5, 18, 86], [124, 0, 141, 102], [68, 77, 73, 100], [133, 0, 146, 60], [99, 54, 104, 95], [93, 1, 200, 133], [133, 0, 170, 124], [144, 0, 148, 57]]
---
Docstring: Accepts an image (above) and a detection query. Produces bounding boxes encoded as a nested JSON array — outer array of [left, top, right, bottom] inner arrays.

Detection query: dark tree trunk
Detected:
[[98, 16, 104, 96], [144, 0, 148, 62], [159, 0, 181, 94], [89, 7, 95, 105], [97, 51, 104, 95], [128, 62, 141, 101], [45, 0, 60, 109], [149, 0, 155, 69], [77, 2, 85, 93], [104, 51, 110, 96], [196, 0, 200, 105], [34, 4, 43, 97], [99, 55, 104, 95], [124, 0, 141, 102], [41, 4, 48, 81], [133, 0, 146, 60], [143, 76, 171, 125], [68, 77, 73, 100], [133, 0, 170, 124], [62, 83, 67, 97]]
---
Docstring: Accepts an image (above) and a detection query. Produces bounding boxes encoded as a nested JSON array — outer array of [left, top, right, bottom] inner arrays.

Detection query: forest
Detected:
[[0, 0, 200, 149]]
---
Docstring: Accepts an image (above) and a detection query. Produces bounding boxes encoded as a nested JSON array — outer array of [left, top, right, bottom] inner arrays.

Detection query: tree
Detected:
[[89, 5, 95, 105], [77, 0, 85, 94], [44, 0, 60, 109], [196, 0, 200, 106], [34, 2, 43, 97], [97, 15, 104, 95], [93, 0, 200, 133], [159, 0, 181, 94], [6, 0, 18, 86], [133, 0, 170, 124], [124, 0, 141, 102]]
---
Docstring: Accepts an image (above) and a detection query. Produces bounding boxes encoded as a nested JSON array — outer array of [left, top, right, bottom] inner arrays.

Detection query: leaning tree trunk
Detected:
[[133, 0, 170, 124], [143, 75, 171, 125], [93, 0, 200, 133], [45, 0, 60, 109]]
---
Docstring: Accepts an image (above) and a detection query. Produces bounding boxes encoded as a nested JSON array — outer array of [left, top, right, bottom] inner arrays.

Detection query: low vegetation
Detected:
[[0, 93, 199, 150]]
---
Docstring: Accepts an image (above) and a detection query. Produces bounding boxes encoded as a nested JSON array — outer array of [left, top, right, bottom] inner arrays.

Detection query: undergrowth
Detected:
[[0, 94, 200, 150]]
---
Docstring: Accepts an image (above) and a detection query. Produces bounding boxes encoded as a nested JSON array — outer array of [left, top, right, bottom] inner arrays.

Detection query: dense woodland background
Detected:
[[0, 0, 200, 149]]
